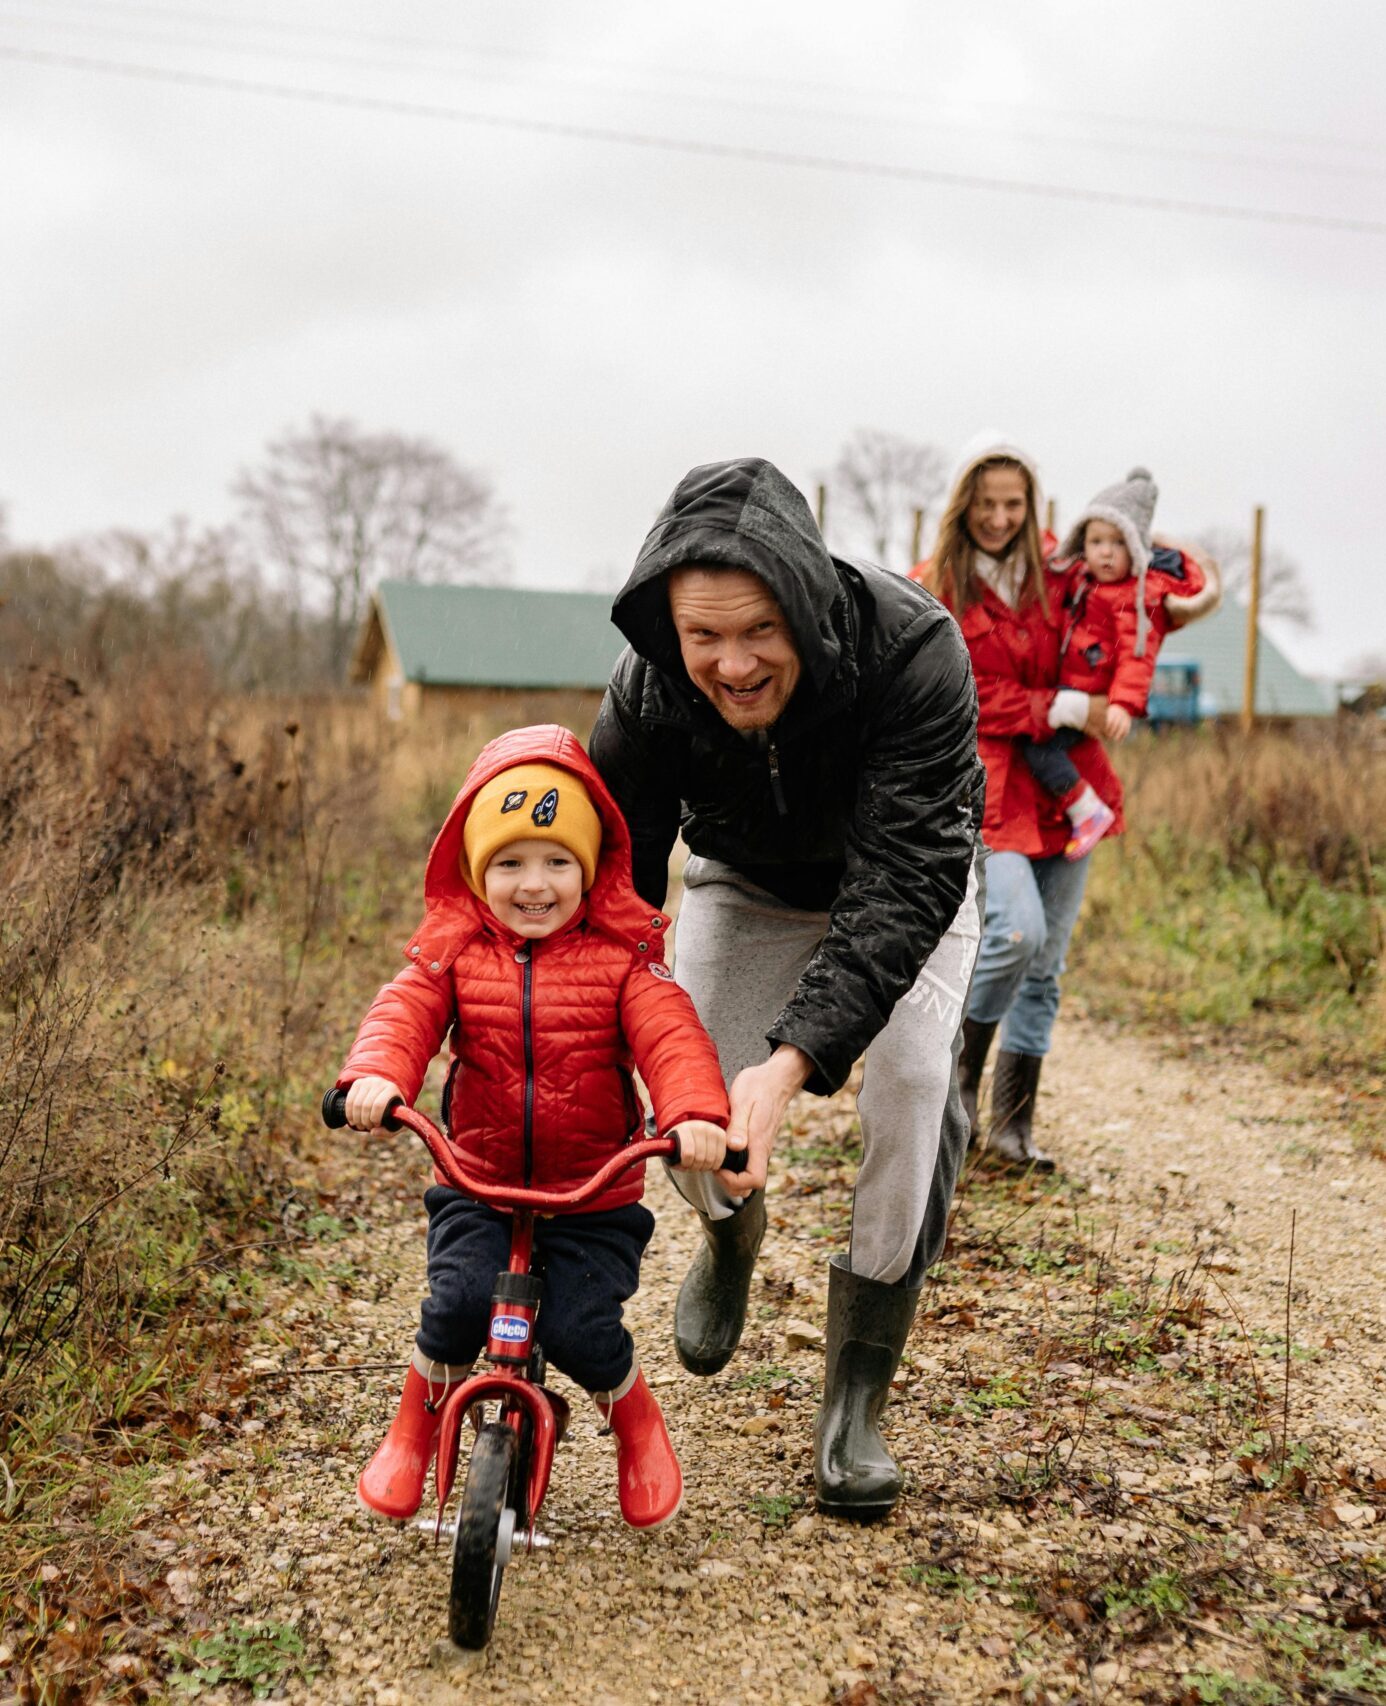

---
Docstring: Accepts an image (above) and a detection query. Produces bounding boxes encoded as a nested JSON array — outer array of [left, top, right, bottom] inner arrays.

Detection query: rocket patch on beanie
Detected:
[[462, 763, 603, 896]]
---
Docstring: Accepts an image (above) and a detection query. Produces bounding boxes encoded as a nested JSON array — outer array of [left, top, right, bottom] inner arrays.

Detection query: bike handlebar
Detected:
[[321, 1087, 746, 1209]]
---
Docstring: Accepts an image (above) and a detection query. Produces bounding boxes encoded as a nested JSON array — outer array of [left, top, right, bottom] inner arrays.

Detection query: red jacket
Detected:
[[338, 725, 729, 1212], [1055, 548, 1206, 715], [909, 560, 1123, 859]]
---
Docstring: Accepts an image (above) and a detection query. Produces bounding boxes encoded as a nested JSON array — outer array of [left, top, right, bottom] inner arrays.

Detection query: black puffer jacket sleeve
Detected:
[[766, 615, 981, 1095], [589, 652, 683, 910]]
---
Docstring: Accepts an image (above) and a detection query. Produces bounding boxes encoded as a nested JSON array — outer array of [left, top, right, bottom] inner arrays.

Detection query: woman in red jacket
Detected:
[[911, 434, 1117, 1170], [337, 725, 730, 1529], [913, 438, 1213, 1170]]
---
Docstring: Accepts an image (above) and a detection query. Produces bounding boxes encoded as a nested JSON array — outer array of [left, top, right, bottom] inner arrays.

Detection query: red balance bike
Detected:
[[321, 1088, 740, 1649]]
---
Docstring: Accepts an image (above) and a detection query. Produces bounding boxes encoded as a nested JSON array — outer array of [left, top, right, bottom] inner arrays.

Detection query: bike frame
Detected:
[[379, 1103, 678, 1547]]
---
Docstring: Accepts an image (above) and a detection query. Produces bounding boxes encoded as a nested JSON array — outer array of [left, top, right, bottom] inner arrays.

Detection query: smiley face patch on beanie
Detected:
[[462, 763, 603, 896]]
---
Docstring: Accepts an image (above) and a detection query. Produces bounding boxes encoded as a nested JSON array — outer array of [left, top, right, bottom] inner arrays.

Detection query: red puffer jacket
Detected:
[[1056, 548, 1208, 715], [338, 725, 730, 1212], [909, 561, 1123, 859]]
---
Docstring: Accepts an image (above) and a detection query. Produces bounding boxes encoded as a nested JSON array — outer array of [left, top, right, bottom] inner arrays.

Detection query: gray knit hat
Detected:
[[1060, 466, 1159, 657]]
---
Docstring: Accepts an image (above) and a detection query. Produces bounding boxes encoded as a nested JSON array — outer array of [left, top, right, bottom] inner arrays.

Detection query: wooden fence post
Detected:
[[815, 483, 826, 535], [910, 507, 923, 568], [1241, 504, 1264, 734], [1045, 497, 1056, 537]]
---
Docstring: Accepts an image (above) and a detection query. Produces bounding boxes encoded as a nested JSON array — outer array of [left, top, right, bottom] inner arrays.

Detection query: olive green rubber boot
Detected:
[[673, 1192, 766, 1376], [814, 1256, 921, 1520]]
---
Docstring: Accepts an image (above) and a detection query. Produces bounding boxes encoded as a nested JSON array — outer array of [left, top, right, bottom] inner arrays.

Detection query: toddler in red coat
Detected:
[[1024, 467, 1207, 859], [337, 724, 731, 1531]]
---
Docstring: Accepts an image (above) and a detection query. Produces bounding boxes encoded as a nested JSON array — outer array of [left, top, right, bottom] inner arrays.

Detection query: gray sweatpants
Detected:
[[668, 853, 984, 1286]]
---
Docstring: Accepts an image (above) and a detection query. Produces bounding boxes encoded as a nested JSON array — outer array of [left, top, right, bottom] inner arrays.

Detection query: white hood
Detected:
[[946, 430, 1043, 506]]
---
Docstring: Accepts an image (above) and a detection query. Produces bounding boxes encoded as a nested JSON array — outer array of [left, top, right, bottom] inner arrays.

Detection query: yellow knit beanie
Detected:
[[461, 763, 603, 897]]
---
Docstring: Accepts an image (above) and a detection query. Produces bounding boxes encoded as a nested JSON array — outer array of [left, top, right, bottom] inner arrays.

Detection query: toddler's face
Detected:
[[483, 838, 584, 938], [1084, 520, 1133, 585]]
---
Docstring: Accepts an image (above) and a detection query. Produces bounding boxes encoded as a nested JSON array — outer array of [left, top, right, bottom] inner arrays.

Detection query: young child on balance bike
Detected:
[[337, 725, 733, 1532]]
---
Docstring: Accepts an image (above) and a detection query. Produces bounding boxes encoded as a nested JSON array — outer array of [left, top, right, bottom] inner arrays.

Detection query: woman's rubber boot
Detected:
[[673, 1192, 766, 1376], [595, 1367, 683, 1530], [358, 1359, 469, 1521], [957, 1017, 998, 1146], [814, 1256, 921, 1521], [986, 1050, 1055, 1173]]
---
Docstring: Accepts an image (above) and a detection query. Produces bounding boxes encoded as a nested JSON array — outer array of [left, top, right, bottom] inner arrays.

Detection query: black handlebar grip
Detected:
[[321, 1087, 403, 1131], [721, 1139, 749, 1175]]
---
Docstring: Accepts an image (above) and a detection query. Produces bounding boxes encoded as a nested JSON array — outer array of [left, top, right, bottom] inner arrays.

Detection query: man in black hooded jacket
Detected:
[[590, 457, 985, 1518]]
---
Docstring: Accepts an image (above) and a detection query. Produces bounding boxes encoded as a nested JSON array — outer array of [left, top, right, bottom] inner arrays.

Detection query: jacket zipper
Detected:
[[518, 944, 535, 1185], [766, 736, 788, 817]]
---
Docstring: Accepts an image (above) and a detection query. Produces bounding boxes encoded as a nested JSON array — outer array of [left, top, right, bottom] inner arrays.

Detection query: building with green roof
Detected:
[[1158, 600, 1336, 720], [351, 581, 626, 726]]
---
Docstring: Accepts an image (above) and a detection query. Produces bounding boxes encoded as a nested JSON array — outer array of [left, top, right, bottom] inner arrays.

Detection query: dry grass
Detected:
[[0, 672, 568, 1700], [1074, 721, 1385, 1130], [1115, 721, 1386, 911]]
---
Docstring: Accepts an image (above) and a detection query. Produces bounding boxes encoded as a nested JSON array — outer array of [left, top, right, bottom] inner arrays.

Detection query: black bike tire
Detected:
[[449, 1421, 515, 1650]]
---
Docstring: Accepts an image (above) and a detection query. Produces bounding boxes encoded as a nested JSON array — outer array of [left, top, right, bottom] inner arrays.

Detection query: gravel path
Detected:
[[170, 1020, 1386, 1705]]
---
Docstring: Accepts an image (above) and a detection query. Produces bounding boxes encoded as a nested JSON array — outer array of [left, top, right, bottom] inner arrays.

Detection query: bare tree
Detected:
[[821, 429, 950, 572], [1194, 526, 1312, 628], [1, 518, 325, 690], [65, 519, 316, 688], [236, 416, 510, 677]]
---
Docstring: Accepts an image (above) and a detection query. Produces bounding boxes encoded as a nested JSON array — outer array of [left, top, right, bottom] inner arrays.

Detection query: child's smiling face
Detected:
[[1084, 519, 1133, 585], [483, 838, 584, 938]]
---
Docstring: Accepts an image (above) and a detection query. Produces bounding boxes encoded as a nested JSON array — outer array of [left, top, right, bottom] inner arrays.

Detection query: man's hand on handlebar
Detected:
[[718, 1043, 814, 1194], [669, 1119, 732, 1172], [343, 1075, 406, 1137]]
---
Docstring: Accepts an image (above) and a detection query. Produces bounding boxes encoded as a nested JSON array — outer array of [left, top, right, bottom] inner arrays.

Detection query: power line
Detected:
[[4, 2, 1386, 188], [4, 43, 1385, 238], [17, 0, 1386, 163]]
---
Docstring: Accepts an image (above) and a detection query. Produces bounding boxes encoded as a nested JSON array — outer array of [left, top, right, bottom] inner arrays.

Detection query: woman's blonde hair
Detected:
[[931, 456, 1048, 617]]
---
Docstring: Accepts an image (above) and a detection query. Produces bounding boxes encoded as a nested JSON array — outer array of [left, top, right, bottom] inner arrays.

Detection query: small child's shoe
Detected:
[[358, 1359, 469, 1521], [1064, 799, 1115, 861], [595, 1367, 683, 1530]]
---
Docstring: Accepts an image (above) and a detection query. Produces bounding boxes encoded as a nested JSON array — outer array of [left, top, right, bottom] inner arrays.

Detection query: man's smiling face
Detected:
[[667, 566, 802, 731]]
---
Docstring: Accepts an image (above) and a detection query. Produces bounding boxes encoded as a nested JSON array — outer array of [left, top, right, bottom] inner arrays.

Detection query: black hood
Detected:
[[611, 458, 846, 695]]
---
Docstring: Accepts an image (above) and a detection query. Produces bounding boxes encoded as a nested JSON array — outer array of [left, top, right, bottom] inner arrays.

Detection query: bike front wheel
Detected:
[[449, 1421, 517, 1649]]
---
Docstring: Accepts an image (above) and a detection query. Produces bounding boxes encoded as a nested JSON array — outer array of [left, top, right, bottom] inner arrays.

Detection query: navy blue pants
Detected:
[[416, 1187, 655, 1394], [1021, 726, 1083, 798]]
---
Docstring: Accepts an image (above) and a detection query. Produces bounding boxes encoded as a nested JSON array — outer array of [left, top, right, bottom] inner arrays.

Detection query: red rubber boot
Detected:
[[358, 1362, 466, 1521], [597, 1368, 683, 1531]]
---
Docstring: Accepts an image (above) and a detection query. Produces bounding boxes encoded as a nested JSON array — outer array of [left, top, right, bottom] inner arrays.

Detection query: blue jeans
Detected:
[[965, 849, 1091, 1056]]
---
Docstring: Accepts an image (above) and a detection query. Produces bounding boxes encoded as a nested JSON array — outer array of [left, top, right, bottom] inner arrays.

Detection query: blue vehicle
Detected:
[[1145, 655, 1203, 729]]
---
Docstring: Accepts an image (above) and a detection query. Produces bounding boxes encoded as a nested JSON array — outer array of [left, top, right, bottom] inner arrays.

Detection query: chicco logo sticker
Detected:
[[648, 962, 673, 981], [491, 1315, 531, 1343], [532, 787, 559, 827], [501, 790, 528, 814]]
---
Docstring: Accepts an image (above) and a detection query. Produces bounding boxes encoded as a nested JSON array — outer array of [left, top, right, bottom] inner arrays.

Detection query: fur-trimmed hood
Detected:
[[1165, 552, 1222, 629]]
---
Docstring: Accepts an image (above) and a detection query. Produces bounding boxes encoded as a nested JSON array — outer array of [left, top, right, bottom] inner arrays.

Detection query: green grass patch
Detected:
[[960, 1373, 1029, 1415], [748, 1492, 800, 1528], [170, 1621, 318, 1698], [733, 1363, 796, 1391]]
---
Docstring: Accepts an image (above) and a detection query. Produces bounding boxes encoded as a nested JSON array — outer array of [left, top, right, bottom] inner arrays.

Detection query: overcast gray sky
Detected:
[[3, 0, 1384, 677]]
